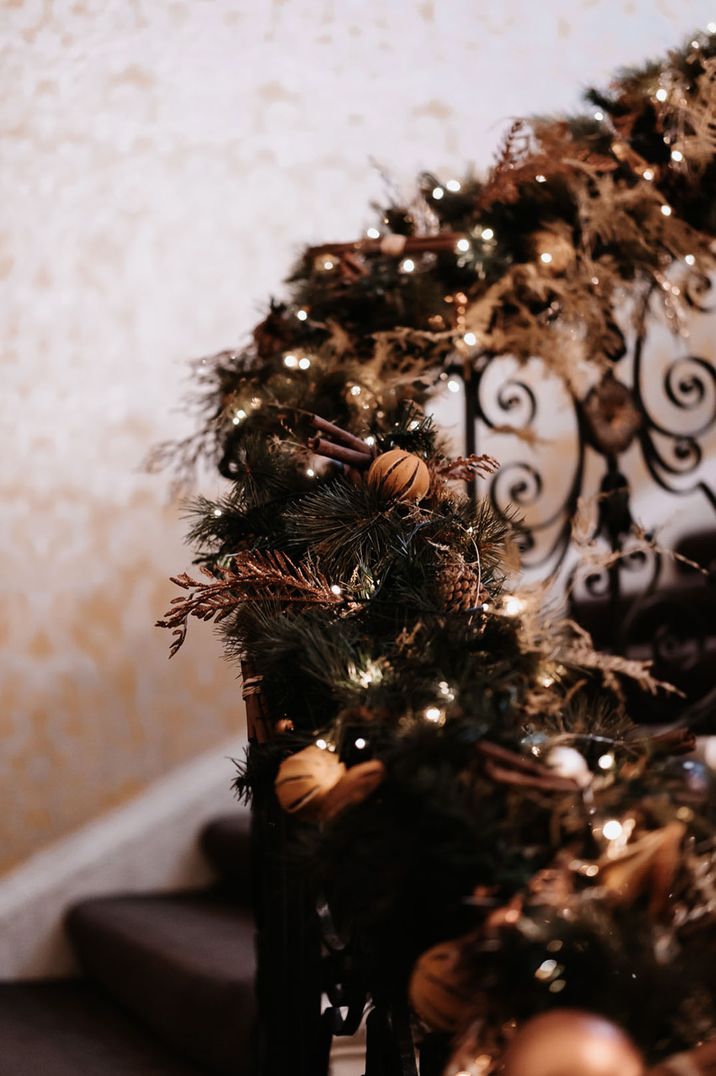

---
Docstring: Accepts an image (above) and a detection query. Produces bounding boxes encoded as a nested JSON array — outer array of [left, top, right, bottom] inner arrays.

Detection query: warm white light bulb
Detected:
[[593, 110, 605, 121], [642, 168, 655, 181], [603, 819, 623, 841], [463, 331, 477, 346], [350, 385, 362, 396], [447, 378, 461, 393], [540, 251, 553, 264], [446, 179, 461, 192], [283, 353, 298, 368], [455, 238, 470, 253], [400, 258, 415, 273], [322, 258, 334, 270], [316, 738, 328, 750], [685, 254, 696, 266], [298, 356, 311, 370], [535, 174, 547, 183], [671, 149, 684, 162], [481, 226, 494, 241], [598, 753, 615, 770], [355, 737, 367, 750], [330, 584, 343, 596], [503, 595, 525, 617], [432, 186, 444, 200], [365, 435, 376, 446], [306, 468, 316, 477], [213, 508, 223, 518], [661, 204, 672, 216], [366, 227, 380, 239], [296, 308, 308, 321], [424, 706, 442, 722], [655, 87, 668, 102]]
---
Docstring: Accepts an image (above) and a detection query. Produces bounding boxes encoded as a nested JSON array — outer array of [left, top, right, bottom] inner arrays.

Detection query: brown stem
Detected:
[[305, 233, 467, 258], [308, 437, 374, 467], [311, 414, 376, 454]]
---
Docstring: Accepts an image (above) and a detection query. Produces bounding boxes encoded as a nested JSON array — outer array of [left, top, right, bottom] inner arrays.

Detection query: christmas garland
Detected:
[[157, 31, 716, 1074]]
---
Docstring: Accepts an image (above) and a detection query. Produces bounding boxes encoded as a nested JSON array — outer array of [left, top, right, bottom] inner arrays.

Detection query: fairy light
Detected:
[[671, 149, 684, 162], [296, 308, 308, 321], [320, 257, 335, 271], [330, 584, 343, 597], [365, 434, 376, 446], [350, 384, 362, 396], [316, 738, 328, 750], [306, 467, 316, 478], [283, 353, 299, 368], [232, 409, 246, 425], [355, 737, 367, 750], [535, 174, 547, 183], [691, 38, 700, 49], [357, 662, 382, 688], [661, 204, 672, 216], [539, 673, 555, 688], [598, 752, 615, 770], [655, 87, 668, 102], [455, 238, 471, 253], [593, 109, 605, 121], [503, 595, 525, 617], [400, 258, 415, 273], [481, 226, 494, 241], [447, 378, 461, 393], [446, 179, 461, 192], [432, 186, 444, 200], [213, 507, 223, 518], [535, 958, 558, 981], [540, 251, 553, 264], [685, 254, 696, 266], [408, 419, 420, 430], [642, 168, 655, 181], [423, 705, 444, 723], [298, 356, 312, 370], [602, 819, 624, 841], [708, 22, 716, 33], [366, 226, 380, 239], [463, 331, 477, 346]]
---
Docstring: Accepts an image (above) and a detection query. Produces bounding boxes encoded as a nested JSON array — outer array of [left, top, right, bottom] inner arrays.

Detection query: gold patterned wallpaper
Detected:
[[2, 0, 712, 873]]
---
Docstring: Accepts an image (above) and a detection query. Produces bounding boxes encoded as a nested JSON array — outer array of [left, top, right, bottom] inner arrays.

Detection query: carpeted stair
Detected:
[[0, 814, 255, 1075]]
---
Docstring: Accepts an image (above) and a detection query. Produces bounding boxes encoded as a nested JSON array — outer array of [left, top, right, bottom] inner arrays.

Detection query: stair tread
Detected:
[[67, 893, 256, 1076], [0, 980, 205, 1075]]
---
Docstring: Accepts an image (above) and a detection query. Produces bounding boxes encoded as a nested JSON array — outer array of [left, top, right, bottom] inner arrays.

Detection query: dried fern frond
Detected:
[[157, 552, 346, 656]]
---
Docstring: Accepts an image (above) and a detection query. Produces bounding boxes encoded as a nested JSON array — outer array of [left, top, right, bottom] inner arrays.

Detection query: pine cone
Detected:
[[437, 560, 486, 613]]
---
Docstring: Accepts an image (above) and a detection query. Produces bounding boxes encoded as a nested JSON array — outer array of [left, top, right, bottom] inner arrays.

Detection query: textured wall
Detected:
[[2, 1, 713, 872]]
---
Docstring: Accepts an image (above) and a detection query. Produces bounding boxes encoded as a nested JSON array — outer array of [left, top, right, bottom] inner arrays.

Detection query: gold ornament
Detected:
[[320, 759, 386, 821], [408, 935, 481, 1033], [367, 448, 431, 503], [503, 1009, 644, 1076], [274, 745, 346, 819], [599, 821, 685, 919], [437, 558, 485, 613], [583, 375, 641, 455]]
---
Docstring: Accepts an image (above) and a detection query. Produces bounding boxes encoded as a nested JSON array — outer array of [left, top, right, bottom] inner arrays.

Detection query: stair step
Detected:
[[67, 893, 256, 1076], [0, 981, 205, 1075], [200, 814, 252, 895]]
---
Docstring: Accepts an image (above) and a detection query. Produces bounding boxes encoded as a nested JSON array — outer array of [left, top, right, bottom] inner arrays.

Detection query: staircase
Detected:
[[0, 815, 255, 1075]]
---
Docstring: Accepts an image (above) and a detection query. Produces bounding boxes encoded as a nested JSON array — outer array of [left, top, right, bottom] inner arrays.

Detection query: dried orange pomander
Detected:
[[367, 448, 430, 503]]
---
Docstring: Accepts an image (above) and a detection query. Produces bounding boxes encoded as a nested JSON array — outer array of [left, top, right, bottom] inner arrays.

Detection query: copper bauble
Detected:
[[274, 745, 346, 819], [408, 936, 480, 1033], [320, 759, 386, 821], [367, 448, 431, 503], [503, 1009, 644, 1076]]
